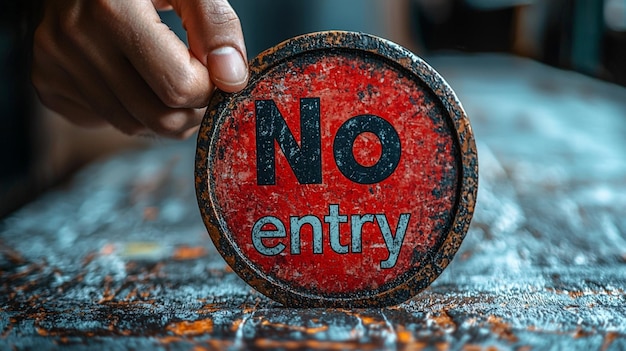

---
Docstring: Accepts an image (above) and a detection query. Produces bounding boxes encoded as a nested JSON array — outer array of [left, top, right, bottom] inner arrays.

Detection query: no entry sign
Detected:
[[195, 31, 478, 307]]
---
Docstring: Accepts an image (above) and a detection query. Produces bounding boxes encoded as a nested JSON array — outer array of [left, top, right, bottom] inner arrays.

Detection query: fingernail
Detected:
[[208, 46, 248, 90]]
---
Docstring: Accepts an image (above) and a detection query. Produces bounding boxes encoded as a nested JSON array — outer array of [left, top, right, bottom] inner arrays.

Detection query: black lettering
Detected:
[[255, 98, 322, 185], [333, 114, 401, 184]]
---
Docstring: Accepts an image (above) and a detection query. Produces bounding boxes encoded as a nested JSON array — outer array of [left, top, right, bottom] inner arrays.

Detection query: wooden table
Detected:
[[2, 54, 625, 350]]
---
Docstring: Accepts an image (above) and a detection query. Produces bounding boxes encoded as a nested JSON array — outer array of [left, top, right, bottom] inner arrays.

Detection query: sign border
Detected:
[[195, 31, 478, 307]]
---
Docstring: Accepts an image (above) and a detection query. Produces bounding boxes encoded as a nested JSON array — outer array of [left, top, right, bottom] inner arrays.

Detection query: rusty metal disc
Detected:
[[195, 31, 478, 307]]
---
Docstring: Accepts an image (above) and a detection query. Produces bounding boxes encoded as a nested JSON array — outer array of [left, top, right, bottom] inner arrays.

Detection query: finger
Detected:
[[99, 1, 213, 108], [108, 64, 207, 138], [169, 0, 249, 92], [88, 45, 206, 137], [35, 3, 204, 138], [32, 59, 104, 128], [34, 24, 146, 135], [151, 0, 173, 11], [32, 27, 105, 128]]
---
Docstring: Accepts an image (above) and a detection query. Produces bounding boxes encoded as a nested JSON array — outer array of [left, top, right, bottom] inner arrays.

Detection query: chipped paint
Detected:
[[195, 31, 478, 307]]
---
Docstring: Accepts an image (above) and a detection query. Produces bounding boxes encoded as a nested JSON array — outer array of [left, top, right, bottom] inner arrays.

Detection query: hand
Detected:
[[32, 0, 248, 138]]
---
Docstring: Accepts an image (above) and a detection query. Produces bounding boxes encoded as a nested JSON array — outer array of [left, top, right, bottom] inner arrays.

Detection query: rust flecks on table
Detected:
[[2, 54, 626, 350]]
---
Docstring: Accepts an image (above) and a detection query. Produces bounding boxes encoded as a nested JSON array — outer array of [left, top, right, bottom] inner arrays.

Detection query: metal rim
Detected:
[[195, 31, 478, 307]]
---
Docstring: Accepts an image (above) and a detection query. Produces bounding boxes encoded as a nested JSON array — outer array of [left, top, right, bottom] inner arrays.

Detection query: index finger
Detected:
[[103, 1, 214, 108], [170, 0, 249, 93]]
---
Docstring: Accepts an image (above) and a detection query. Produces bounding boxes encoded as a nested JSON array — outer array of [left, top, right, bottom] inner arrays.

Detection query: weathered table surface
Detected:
[[2, 54, 625, 350]]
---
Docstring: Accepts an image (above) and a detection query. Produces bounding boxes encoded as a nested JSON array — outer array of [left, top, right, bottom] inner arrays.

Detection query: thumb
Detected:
[[170, 0, 248, 93]]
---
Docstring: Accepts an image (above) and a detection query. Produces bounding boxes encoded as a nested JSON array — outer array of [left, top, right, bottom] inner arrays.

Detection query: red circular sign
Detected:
[[195, 31, 478, 307]]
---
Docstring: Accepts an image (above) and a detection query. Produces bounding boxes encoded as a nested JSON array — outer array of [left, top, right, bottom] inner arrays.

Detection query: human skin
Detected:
[[32, 0, 249, 138]]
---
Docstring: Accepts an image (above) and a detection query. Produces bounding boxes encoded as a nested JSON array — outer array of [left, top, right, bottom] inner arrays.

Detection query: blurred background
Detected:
[[1, 0, 625, 217]]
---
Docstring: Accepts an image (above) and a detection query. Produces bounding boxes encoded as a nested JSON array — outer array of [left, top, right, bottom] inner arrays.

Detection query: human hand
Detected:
[[32, 0, 248, 138]]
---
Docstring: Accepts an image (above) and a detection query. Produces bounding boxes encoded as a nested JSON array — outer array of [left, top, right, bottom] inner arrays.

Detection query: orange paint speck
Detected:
[[166, 319, 214, 336], [100, 244, 116, 255], [172, 246, 207, 261]]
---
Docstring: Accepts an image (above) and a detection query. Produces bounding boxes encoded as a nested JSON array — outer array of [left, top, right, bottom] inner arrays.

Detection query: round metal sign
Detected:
[[195, 31, 478, 307]]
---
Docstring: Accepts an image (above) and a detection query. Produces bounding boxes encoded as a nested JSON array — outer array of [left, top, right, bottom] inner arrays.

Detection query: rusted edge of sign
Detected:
[[195, 31, 478, 307]]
